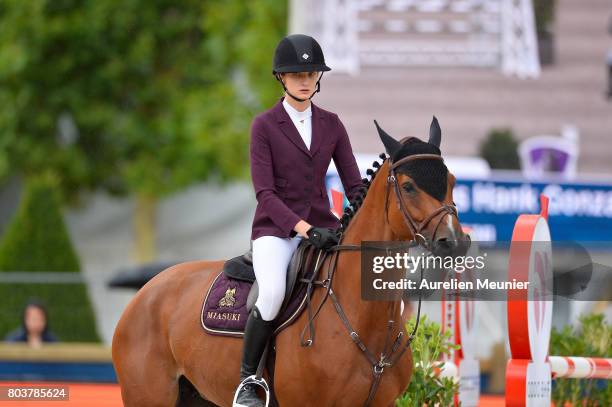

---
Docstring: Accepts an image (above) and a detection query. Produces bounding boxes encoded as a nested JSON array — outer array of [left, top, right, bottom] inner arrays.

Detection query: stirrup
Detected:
[[232, 375, 270, 407]]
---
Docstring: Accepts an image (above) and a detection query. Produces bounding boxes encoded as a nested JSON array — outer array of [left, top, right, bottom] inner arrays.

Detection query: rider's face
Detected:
[[281, 71, 321, 99]]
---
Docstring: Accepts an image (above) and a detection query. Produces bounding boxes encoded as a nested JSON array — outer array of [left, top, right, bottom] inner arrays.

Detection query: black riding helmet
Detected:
[[272, 34, 331, 102]]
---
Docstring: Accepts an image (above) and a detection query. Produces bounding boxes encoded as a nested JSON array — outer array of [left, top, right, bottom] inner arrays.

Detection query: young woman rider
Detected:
[[234, 34, 363, 407]]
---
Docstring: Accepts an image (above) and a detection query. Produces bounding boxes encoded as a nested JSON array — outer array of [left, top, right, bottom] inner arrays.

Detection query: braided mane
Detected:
[[338, 152, 388, 233]]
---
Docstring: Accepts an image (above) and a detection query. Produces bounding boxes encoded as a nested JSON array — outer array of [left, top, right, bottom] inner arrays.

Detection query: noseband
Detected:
[[385, 153, 458, 251]]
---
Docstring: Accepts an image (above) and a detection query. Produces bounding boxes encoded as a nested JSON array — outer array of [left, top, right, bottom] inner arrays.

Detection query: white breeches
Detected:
[[252, 235, 303, 321]]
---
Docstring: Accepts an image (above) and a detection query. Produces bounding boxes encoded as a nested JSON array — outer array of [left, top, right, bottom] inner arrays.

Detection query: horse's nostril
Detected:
[[435, 237, 454, 246], [432, 237, 467, 258], [433, 238, 454, 255]]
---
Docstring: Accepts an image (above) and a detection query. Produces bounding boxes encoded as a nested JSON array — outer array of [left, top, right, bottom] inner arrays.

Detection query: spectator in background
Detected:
[[4, 299, 58, 347]]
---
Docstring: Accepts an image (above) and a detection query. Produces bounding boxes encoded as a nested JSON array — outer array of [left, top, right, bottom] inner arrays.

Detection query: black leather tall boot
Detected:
[[234, 306, 274, 407]]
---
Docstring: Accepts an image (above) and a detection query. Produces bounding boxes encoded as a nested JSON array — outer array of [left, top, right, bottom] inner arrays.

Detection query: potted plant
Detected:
[[395, 316, 459, 407], [479, 128, 521, 170]]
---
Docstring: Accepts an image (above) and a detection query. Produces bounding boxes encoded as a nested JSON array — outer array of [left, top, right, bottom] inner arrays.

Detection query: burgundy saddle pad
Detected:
[[200, 248, 323, 337]]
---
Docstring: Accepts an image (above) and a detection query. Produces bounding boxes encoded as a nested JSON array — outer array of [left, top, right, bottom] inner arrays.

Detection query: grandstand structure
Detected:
[[291, 0, 540, 77], [291, 0, 612, 173]]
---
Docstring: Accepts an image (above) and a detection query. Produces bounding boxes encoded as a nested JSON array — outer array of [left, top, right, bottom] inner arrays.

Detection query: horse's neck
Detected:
[[343, 162, 398, 243], [332, 168, 406, 333]]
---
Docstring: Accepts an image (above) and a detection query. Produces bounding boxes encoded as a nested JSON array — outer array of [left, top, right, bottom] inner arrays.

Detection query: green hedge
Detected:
[[0, 177, 100, 342], [0, 177, 80, 272]]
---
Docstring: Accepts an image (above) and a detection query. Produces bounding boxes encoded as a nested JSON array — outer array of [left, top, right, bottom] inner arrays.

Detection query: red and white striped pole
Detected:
[[550, 356, 612, 380]]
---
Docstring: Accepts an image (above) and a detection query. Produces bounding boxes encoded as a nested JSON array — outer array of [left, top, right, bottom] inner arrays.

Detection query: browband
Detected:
[[390, 153, 443, 170]]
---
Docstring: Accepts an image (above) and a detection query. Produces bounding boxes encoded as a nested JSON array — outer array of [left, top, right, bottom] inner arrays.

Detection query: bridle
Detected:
[[298, 153, 461, 406], [385, 153, 458, 252]]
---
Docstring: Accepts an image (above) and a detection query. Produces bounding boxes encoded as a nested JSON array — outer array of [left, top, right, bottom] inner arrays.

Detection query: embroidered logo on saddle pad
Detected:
[[219, 287, 236, 308]]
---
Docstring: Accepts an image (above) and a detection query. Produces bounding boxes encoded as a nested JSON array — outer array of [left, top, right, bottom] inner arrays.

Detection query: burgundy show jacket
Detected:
[[250, 98, 363, 240]]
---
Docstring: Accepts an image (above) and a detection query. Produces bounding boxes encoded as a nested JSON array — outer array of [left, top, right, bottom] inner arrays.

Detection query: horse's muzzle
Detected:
[[431, 234, 471, 258]]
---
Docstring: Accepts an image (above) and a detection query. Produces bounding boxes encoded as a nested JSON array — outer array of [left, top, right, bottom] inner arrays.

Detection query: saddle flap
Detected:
[[245, 239, 313, 312], [280, 240, 314, 310], [223, 249, 255, 283]]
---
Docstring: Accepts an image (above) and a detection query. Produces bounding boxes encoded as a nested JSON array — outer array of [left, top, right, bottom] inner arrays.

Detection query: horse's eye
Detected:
[[402, 182, 415, 193]]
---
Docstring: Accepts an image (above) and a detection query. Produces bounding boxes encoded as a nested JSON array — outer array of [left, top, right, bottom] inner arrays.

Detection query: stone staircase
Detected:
[[316, 0, 612, 173]]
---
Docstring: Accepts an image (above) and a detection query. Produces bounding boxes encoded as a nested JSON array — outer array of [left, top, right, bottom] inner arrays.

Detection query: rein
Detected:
[[298, 153, 459, 407]]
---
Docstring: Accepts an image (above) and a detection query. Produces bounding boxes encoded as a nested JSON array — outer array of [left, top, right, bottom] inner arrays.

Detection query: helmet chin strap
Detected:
[[275, 73, 324, 102]]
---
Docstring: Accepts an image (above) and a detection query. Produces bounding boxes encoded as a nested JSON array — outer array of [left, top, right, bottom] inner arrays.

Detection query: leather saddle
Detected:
[[222, 239, 316, 313]]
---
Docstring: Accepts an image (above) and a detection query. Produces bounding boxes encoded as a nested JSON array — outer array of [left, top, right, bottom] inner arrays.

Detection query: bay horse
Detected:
[[112, 117, 469, 406]]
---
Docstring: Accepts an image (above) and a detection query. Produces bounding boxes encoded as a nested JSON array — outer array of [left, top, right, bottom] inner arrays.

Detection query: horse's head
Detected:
[[374, 117, 470, 257]]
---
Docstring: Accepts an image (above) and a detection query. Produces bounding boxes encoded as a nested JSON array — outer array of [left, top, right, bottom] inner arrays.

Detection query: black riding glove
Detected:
[[306, 227, 339, 250]]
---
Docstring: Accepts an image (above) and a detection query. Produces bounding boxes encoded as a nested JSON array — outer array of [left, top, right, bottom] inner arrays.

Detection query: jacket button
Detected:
[[305, 200, 311, 206], [304, 187, 312, 193], [305, 175, 313, 181]]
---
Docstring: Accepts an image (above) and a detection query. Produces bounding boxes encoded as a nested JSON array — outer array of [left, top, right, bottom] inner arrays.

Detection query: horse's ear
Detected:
[[429, 116, 441, 149], [374, 120, 401, 158]]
